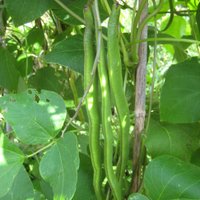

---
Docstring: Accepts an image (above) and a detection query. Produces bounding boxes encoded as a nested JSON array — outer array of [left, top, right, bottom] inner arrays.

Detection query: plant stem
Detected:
[[26, 141, 56, 158], [54, 0, 85, 24], [145, 1, 158, 132], [69, 72, 85, 122], [139, 37, 200, 44], [131, 0, 148, 192]]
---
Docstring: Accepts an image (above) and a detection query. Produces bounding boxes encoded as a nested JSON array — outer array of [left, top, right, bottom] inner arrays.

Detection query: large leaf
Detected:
[[45, 35, 84, 74], [144, 155, 200, 200], [0, 89, 66, 145], [0, 133, 24, 197], [28, 67, 65, 94], [73, 154, 96, 200], [160, 57, 200, 123], [5, 0, 52, 26], [1, 167, 34, 200], [0, 47, 19, 91], [39, 133, 79, 200], [128, 193, 149, 200], [145, 120, 200, 161]]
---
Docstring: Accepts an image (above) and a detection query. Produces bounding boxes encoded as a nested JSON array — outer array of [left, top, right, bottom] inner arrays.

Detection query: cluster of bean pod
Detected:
[[84, 2, 130, 200]]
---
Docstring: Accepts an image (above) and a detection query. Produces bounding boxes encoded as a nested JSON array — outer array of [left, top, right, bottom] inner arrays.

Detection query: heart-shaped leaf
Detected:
[[39, 133, 79, 199], [145, 120, 200, 161], [0, 133, 25, 197], [144, 155, 200, 200], [0, 89, 66, 145], [160, 57, 200, 123]]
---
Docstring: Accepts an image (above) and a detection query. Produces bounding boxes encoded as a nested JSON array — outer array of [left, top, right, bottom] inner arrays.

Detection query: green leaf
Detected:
[[0, 89, 66, 145], [5, 0, 52, 26], [161, 16, 188, 38], [26, 27, 45, 47], [145, 120, 200, 161], [73, 154, 96, 200], [160, 57, 200, 123], [16, 56, 33, 77], [45, 35, 84, 74], [0, 47, 19, 91], [28, 67, 65, 94], [128, 193, 149, 200], [0, 133, 25, 197], [39, 133, 79, 200], [1, 167, 34, 200], [144, 155, 200, 200]]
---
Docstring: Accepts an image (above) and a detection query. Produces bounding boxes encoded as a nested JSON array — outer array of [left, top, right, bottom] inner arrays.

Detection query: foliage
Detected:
[[0, 0, 200, 199]]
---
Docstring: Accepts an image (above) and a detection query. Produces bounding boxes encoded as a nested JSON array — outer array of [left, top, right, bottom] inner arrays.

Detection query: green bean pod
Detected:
[[98, 38, 121, 200], [83, 5, 103, 200], [107, 3, 130, 184]]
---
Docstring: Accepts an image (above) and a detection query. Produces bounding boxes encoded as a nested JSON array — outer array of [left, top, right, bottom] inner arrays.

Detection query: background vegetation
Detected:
[[0, 0, 200, 199]]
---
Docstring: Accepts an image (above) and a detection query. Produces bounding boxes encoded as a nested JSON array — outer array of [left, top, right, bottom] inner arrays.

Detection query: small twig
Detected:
[[131, 0, 148, 192], [139, 37, 200, 44], [26, 141, 56, 158], [54, 0, 85, 24]]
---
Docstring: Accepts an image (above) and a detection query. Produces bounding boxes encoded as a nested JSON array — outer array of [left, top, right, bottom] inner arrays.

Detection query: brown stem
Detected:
[[131, 0, 148, 192]]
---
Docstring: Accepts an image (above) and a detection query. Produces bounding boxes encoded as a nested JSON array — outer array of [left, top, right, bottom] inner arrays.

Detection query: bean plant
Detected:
[[0, 0, 200, 199]]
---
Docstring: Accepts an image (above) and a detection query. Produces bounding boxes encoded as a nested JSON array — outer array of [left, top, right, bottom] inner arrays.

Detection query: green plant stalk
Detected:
[[54, 0, 85, 24], [139, 37, 200, 44], [99, 38, 122, 200], [92, 1, 122, 198], [107, 3, 130, 185], [160, 0, 174, 32], [131, 0, 147, 64], [131, 0, 148, 192], [83, 4, 103, 200], [69, 72, 85, 122], [145, 0, 158, 132], [100, 0, 111, 14], [136, 0, 164, 45], [26, 141, 56, 158], [133, 0, 164, 67], [54, 0, 109, 41]]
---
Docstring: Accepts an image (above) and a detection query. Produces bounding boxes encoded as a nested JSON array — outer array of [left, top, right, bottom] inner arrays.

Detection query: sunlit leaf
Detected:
[[0, 89, 66, 145]]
